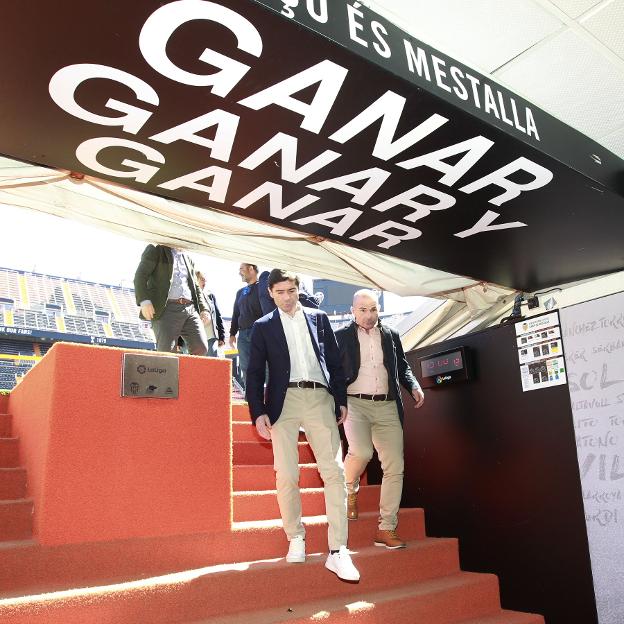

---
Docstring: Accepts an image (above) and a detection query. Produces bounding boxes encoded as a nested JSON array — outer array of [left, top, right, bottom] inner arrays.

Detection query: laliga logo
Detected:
[[436, 375, 452, 384], [137, 364, 166, 374]]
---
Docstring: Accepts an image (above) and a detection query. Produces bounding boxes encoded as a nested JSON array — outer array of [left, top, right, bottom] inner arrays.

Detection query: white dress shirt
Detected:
[[167, 249, 193, 301], [279, 304, 326, 385]]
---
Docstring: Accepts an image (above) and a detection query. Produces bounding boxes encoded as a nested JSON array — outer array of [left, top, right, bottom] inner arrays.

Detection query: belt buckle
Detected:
[[297, 380, 305, 389]]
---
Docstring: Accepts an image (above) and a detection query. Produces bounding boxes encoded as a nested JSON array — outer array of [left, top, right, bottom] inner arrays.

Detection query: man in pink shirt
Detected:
[[335, 290, 424, 549]]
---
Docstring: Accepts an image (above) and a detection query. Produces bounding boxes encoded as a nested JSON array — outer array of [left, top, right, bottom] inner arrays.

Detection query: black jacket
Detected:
[[230, 282, 263, 335], [335, 321, 421, 425], [246, 307, 347, 424]]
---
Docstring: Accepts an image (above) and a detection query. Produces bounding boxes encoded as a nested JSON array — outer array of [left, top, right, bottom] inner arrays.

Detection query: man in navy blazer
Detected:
[[246, 269, 359, 583]]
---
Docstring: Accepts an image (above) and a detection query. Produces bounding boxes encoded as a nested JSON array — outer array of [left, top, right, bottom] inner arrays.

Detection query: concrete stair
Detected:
[[0, 438, 20, 468], [233, 463, 323, 490], [0, 399, 545, 624], [0, 408, 33, 543], [233, 485, 381, 522]]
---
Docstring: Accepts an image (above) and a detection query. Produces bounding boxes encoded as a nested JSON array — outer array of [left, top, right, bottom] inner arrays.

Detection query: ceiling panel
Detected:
[[365, 0, 624, 164], [548, 0, 602, 18], [365, 0, 563, 72], [600, 125, 624, 157], [581, 0, 624, 60], [496, 28, 624, 147]]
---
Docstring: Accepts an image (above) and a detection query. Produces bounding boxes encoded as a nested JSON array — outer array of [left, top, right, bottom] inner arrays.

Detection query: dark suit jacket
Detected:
[[133, 245, 206, 321], [245, 307, 347, 425], [335, 321, 421, 425]]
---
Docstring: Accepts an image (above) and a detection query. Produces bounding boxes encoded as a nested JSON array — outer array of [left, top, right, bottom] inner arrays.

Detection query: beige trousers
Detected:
[[270, 387, 347, 551], [343, 397, 404, 531]]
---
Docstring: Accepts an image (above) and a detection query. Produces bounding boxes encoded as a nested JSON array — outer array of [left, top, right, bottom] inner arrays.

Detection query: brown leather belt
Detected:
[[168, 297, 193, 305], [288, 381, 327, 390], [348, 393, 391, 402]]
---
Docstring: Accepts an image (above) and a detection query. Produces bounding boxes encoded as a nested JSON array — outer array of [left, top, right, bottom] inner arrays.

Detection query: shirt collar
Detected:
[[278, 301, 303, 320], [356, 323, 380, 335]]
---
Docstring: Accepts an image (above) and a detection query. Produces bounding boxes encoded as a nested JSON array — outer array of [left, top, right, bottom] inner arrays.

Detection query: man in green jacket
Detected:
[[134, 244, 209, 355]]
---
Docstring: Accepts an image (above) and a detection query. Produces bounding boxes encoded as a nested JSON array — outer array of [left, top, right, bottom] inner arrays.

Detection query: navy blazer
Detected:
[[335, 321, 421, 426], [245, 307, 347, 424]]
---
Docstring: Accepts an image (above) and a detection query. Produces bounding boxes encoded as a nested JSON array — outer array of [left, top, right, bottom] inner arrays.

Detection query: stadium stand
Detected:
[[0, 266, 157, 390], [0, 266, 404, 394]]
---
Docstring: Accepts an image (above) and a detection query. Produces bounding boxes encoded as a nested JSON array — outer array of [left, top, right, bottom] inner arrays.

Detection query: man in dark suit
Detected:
[[229, 263, 263, 389], [246, 269, 360, 582], [134, 244, 209, 355], [335, 289, 424, 549]]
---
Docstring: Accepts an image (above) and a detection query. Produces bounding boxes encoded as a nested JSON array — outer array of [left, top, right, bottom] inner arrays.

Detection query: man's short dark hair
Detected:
[[242, 263, 258, 273], [268, 268, 300, 290]]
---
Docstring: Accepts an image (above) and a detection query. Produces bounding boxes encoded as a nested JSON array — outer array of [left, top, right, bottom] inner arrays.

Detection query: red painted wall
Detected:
[[9, 343, 232, 545]]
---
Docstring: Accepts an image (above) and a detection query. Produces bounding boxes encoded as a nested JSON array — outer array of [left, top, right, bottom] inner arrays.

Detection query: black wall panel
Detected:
[[401, 323, 597, 623]]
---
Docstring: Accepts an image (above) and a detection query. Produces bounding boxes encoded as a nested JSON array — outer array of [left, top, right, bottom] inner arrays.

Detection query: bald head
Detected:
[[352, 289, 379, 330]]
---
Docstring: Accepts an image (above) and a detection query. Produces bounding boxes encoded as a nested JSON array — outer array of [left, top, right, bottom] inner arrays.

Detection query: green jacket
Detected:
[[133, 245, 206, 321]]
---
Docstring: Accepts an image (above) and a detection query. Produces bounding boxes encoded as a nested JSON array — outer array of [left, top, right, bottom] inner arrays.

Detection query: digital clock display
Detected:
[[420, 350, 464, 377]]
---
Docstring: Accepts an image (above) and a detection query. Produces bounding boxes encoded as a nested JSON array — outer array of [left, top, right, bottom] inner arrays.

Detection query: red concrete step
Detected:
[[0, 414, 11, 437], [457, 610, 545, 624], [233, 464, 367, 491], [0, 439, 20, 467], [0, 468, 27, 500], [0, 509, 426, 597], [0, 540, 461, 623], [0, 395, 8, 413], [232, 422, 307, 444], [233, 484, 381, 522], [231, 508, 427, 557], [233, 463, 322, 491], [0, 499, 32, 541], [231, 402, 250, 422], [193, 571, 502, 624], [233, 440, 315, 465]]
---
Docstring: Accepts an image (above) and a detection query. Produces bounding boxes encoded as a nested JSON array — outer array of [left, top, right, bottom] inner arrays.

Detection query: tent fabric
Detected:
[[3, 154, 621, 349], [0, 155, 499, 298]]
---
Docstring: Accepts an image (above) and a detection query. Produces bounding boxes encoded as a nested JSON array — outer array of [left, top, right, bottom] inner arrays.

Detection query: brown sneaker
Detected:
[[374, 529, 406, 549], [347, 493, 358, 520]]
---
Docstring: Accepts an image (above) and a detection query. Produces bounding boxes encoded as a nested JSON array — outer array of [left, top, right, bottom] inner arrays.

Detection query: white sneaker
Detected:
[[286, 535, 306, 563], [325, 546, 360, 582]]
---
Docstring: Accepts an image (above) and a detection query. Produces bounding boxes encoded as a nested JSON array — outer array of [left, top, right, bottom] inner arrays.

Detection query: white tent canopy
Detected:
[[3, 154, 622, 351], [0, 155, 510, 301]]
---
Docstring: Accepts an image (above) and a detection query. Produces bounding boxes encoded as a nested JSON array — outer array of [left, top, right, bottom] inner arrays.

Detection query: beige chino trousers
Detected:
[[343, 397, 404, 531], [270, 387, 348, 551]]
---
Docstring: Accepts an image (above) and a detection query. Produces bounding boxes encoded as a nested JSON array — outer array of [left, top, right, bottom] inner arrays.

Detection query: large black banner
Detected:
[[1, 0, 623, 291]]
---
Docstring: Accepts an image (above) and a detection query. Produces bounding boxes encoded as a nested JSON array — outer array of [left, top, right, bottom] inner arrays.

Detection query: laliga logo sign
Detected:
[[436, 375, 452, 384], [48, 0, 554, 252]]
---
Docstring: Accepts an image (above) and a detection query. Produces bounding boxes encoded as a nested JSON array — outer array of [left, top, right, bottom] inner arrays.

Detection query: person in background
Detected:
[[195, 270, 225, 356], [335, 289, 424, 549], [246, 268, 360, 582], [229, 263, 263, 388], [134, 244, 208, 355]]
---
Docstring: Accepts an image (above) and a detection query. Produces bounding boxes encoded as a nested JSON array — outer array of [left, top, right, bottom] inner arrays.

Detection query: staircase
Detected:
[[0, 397, 545, 623], [0, 395, 33, 543]]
